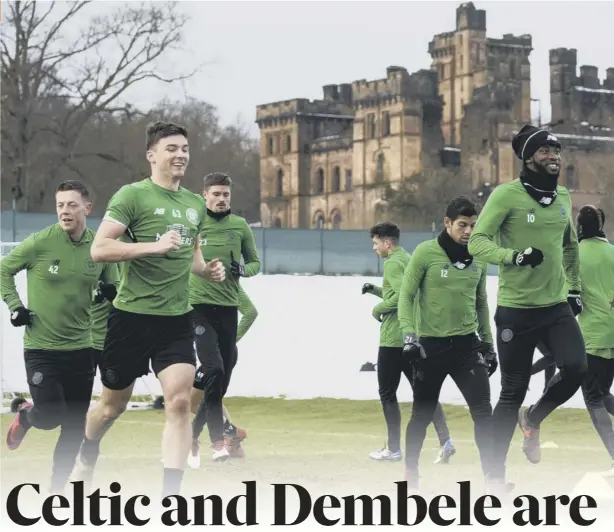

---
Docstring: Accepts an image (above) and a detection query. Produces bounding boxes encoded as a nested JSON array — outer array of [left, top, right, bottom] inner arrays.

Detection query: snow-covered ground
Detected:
[[0, 273, 586, 409]]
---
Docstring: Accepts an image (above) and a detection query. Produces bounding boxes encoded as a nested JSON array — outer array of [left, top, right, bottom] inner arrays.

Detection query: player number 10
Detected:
[[527, 214, 535, 223]]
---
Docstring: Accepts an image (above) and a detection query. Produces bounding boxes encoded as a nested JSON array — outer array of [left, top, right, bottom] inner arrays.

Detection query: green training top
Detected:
[[468, 179, 580, 309], [0, 224, 119, 351], [578, 237, 614, 358], [104, 178, 206, 316], [370, 247, 410, 348], [189, 213, 261, 307], [398, 239, 492, 343], [237, 285, 258, 342]]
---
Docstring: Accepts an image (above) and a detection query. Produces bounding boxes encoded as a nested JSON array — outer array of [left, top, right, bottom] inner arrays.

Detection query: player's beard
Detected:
[[533, 158, 560, 178]]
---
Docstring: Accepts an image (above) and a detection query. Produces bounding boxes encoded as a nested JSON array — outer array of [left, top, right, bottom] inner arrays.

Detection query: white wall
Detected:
[[0, 273, 587, 408]]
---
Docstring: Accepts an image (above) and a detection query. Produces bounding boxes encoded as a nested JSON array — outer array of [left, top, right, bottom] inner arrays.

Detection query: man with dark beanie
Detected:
[[575, 206, 614, 474], [468, 124, 587, 491]]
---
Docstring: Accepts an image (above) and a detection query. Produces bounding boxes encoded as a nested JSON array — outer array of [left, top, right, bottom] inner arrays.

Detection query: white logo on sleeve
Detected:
[[186, 208, 199, 226]]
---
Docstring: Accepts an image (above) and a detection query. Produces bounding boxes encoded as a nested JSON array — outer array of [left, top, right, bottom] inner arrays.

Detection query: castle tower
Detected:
[[429, 2, 532, 146], [255, 95, 353, 229], [429, 2, 487, 146], [549, 48, 578, 124], [351, 67, 444, 227]]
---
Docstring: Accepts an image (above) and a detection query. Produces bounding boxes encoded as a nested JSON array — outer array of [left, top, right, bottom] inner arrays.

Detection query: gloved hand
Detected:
[[567, 290, 583, 316], [512, 247, 544, 268], [230, 251, 244, 278], [403, 334, 426, 362], [93, 281, 117, 304], [372, 308, 383, 322], [479, 342, 498, 377], [10, 307, 33, 327], [362, 283, 375, 295]]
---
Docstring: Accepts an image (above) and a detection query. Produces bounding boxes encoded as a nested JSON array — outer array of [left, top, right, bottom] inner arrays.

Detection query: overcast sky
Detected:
[[87, 1, 614, 137]]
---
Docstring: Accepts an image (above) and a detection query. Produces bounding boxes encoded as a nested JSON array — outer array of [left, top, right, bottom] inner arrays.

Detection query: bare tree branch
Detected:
[[1, 0, 199, 209]]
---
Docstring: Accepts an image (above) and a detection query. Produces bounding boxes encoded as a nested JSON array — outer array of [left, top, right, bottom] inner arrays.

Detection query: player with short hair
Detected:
[[72, 122, 225, 498], [188, 284, 258, 468], [363, 221, 455, 465], [575, 206, 614, 472], [1, 180, 118, 493], [399, 197, 496, 490], [189, 172, 261, 463], [468, 124, 586, 490]]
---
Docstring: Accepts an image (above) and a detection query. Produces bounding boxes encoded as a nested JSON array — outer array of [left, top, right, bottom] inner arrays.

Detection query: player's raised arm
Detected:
[[236, 221, 261, 277], [475, 264, 493, 346], [237, 285, 258, 342], [397, 246, 426, 337], [191, 235, 226, 282], [0, 234, 37, 318], [562, 218, 581, 294], [91, 186, 178, 263], [467, 186, 516, 266]]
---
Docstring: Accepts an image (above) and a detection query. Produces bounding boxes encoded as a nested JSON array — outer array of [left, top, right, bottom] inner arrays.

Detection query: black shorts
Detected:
[[92, 349, 103, 372], [100, 307, 196, 391]]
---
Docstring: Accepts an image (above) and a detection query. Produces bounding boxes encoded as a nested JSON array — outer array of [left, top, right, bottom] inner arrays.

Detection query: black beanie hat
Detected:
[[577, 205, 605, 234], [512, 124, 562, 161]]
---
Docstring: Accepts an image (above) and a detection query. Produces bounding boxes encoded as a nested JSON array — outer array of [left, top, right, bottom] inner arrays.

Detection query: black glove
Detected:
[[403, 334, 426, 362], [93, 281, 117, 304], [361, 283, 375, 295], [567, 290, 583, 316], [230, 252, 244, 278], [512, 247, 544, 268], [10, 307, 33, 327], [479, 343, 498, 377]]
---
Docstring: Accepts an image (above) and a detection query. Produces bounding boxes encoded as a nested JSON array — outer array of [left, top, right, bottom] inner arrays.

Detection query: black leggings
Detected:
[[491, 302, 587, 479], [531, 342, 557, 393], [377, 347, 450, 453], [404, 334, 492, 476], [22, 349, 95, 491], [191, 304, 238, 443], [582, 354, 614, 460]]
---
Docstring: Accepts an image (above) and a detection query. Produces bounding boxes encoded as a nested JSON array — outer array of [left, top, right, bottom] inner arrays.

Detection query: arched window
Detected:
[[273, 217, 282, 228], [331, 210, 342, 230], [376, 153, 385, 182], [332, 167, 341, 192], [276, 169, 283, 197], [315, 168, 325, 194], [314, 211, 325, 229]]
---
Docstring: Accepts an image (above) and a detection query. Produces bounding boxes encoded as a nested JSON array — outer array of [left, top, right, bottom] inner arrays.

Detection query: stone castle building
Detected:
[[256, 2, 614, 230]]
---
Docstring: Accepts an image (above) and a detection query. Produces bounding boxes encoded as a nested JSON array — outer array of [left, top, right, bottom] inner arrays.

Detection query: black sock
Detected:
[[162, 468, 184, 499], [80, 437, 101, 466]]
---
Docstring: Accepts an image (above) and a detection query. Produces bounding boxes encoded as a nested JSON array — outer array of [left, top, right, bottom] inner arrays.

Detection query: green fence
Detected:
[[1, 211, 501, 275]]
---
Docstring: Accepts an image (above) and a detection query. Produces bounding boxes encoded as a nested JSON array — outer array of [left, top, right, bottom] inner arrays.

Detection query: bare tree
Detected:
[[375, 168, 472, 231], [1, 0, 198, 210]]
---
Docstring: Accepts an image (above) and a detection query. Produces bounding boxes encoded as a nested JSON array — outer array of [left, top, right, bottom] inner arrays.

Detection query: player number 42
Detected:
[[48, 265, 58, 274]]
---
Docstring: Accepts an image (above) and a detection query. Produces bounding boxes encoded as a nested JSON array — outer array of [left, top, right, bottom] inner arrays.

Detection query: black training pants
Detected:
[[531, 342, 557, 393], [582, 353, 614, 460], [377, 347, 450, 453], [22, 349, 95, 491], [192, 304, 238, 443], [491, 302, 587, 479], [404, 334, 492, 476]]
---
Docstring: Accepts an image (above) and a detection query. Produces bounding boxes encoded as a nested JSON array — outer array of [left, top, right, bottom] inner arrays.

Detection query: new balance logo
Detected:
[[154, 208, 165, 215]]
